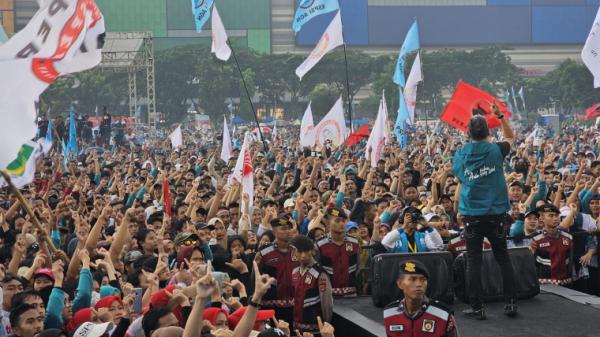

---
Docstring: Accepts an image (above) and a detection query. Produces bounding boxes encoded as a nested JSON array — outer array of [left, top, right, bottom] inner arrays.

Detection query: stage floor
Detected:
[[334, 290, 600, 337]]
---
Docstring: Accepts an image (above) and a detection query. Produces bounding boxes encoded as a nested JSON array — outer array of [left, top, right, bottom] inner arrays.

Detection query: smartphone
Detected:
[[132, 288, 143, 314]]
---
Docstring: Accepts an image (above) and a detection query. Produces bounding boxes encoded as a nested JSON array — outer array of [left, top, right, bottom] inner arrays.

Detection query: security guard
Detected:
[[255, 216, 298, 327], [384, 260, 458, 337], [290, 235, 333, 334], [316, 207, 360, 297]]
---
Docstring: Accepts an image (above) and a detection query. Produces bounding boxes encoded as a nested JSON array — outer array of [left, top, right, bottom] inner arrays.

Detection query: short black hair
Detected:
[[136, 228, 154, 244], [142, 306, 173, 337], [2, 274, 25, 286], [11, 290, 42, 309], [290, 235, 315, 252], [10, 303, 36, 329], [467, 115, 490, 141]]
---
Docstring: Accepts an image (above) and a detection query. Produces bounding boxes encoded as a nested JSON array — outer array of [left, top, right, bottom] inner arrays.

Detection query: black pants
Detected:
[[463, 214, 516, 309]]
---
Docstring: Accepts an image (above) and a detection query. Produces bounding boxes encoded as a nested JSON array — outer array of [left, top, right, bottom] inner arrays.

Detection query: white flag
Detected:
[[300, 103, 316, 148], [583, 7, 600, 88], [380, 90, 391, 145], [295, 11, 344, 80], [314, 96, 346, 147], [404, 52, 423, 124], [272, 124, 278, 140], [211, 5, 231, 61], [0, 0, 105, 169], [229, 133, 254, 210], [366, 96, 387, 168], [221, 116, 233, 162], [169, 126, 183, 149], [0, 141, 43, 188]]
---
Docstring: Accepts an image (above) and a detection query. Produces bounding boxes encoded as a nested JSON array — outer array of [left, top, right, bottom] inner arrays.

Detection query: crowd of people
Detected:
[[0, 111, 599, 337]]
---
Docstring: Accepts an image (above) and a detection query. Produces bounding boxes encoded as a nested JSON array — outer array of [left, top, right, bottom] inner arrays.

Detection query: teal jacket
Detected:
[[452, 141, 510, 216]]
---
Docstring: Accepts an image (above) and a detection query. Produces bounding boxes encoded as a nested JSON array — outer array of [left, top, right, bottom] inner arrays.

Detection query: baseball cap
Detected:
[[538, 203, 559, 214], [123, 250, 143, 264], [399, 260, 430, 280], [33, 268, 54, 281], [345, 221, 359, 233], [174, 232, 200, 246], [524, 209, 539, 218], [196, 222, 215, 231], [283, 198, 295, 208], [260, 198, 277, 208], [424, 213, 440, 222], [509, 181, 525, 190], [228, 307, 275, 330], [344, 165, 358, 176], [73, 322, 114, 337]]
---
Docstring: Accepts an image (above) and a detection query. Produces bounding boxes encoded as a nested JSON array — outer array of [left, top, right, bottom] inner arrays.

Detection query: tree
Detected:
[[308, 83, 338, 118]]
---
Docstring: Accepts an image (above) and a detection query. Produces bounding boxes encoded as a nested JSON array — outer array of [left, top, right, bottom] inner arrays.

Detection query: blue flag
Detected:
[[45, 121, 53, 144], [191, 0, 214, 32], [62, 139, 69, 168], [511, 86, 519, 113], [67, 111, 77, 157], [395, 90, 410, 144], [393, 20, 420, 87], [293, 0, 340, 33]]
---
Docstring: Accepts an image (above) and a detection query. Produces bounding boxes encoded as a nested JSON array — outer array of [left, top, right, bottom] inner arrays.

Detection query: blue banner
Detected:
[[393, 20, 420, 87], [45, 121, 53, 144], [395, 89, 409, 146], [191, 0, 214, 32], [293, 0, 340, 33]]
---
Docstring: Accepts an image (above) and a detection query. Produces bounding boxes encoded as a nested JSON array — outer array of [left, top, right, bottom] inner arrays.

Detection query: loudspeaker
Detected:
[[454, 247, 540, 303], [371, 252, 454, 307]]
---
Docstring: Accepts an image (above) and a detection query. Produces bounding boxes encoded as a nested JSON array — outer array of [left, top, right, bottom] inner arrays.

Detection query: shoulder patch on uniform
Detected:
[[383, 307, 401, 318], [260, 245, 275, 256], [559, 231, 573, 240], [345, 235, 359, 244], [426, 305, 449, 321]]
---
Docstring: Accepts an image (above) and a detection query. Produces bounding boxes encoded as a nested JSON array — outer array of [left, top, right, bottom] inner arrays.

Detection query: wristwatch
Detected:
[[248, 298, 261, 308]]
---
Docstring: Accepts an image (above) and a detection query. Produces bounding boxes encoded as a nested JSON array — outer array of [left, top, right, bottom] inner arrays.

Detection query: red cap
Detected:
[[228, 306, 275, 330], [94, 295, 123, 310], [33, 268, 54, 281]]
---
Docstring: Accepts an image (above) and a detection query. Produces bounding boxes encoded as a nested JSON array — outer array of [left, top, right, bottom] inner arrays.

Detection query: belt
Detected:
[[261, 299, 295, 307], [332, 287, 357, 297]]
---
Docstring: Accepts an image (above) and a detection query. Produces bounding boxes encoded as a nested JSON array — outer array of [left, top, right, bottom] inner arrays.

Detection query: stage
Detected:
[[332, 285, 600, 337]]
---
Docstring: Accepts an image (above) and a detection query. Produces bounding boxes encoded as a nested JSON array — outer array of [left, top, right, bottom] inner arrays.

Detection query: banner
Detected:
[[221, 116, 233, 161], [296, 10, 344, 80], [393, 20, 419, 87], [293, 0, 340, 33], [314, 96, 346, 147], [67, 111, 77, 156], [582, 7, 600, 88], [169, 126, 183, 148], [229, 132, 254, 210], [440, 81, 512, 133], [191, 0, 214, 32], [404, 52, 422, 124], [0, 0, 105, 169], [366, 95, 387, 167], [586, 103, 600, 120], [1, 141, 42, 188], [300, 103, 316, 147], [211, 5, 231, 61]]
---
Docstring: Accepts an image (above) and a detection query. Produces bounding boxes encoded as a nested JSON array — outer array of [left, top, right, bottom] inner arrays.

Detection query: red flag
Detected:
[[440, 81, 512, 133], [163, 179, 171, 216], [585, 103, 600, 120], [344, 124, 371, 146]]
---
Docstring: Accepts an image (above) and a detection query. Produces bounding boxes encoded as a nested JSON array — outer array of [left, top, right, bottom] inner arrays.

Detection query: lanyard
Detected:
[[407, 239, 417, 253]]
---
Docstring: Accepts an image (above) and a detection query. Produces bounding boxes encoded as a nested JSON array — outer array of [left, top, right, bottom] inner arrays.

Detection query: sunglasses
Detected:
[[183, 239, 199, 246]]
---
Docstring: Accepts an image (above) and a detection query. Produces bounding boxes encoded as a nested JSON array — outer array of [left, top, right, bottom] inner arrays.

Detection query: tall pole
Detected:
[[342, 44, 353, 132], [228, 41, 268, 151]]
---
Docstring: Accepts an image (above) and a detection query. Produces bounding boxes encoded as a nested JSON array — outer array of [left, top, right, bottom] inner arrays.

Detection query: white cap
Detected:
[[284, 198, 295, 208], [74, 322, 114, 337]]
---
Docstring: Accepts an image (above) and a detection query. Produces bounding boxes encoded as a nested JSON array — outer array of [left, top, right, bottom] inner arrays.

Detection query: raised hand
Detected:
[[196, 261, 217, 300], [251, 261, 275, 302], [317, 316, 335, 337]]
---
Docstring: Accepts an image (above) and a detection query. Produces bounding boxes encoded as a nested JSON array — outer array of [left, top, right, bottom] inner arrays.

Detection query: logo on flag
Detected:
[[311, 33, 330, 60], [191, 0, 214, 32], [293, 0, 339, 33], [316, 120, 342, 145], [243, 149, 252, 176], [300, 0, 315, 8]]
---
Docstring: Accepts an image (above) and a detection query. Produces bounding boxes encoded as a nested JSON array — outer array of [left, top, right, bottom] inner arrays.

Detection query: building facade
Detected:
[[4, 0, 596, 74]]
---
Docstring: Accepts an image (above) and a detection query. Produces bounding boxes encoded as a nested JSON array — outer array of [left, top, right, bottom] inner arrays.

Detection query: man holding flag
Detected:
[[452, 102, 518, 320]]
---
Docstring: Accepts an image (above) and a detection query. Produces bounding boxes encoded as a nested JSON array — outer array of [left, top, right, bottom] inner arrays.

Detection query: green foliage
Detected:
[[41, 44, 600, 124]]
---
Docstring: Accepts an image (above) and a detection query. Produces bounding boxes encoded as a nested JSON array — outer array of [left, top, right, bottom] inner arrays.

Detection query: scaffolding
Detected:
[[99, 32, 157, 127]]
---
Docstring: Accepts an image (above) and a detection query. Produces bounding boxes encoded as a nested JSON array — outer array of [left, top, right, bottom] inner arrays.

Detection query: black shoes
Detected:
[[504, 299, 518, 317], [462, 307, 487, 320]]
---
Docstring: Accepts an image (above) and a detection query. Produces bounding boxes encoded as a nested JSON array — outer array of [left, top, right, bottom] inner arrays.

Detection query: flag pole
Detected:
[[227, 41, 268, 151], [0, 171, 58, 254], [342, 44, 353, 133]]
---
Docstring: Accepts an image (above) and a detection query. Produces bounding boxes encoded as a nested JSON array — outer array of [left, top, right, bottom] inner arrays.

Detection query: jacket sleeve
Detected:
[[202, 242, 213, 262], [72, 268, 93, 314], [510, 219, 524, 238], [424, 228, 444, 251], [44, 287, 66, 329], [319, 272, 334, 323], [381, 229, 401, 251]]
